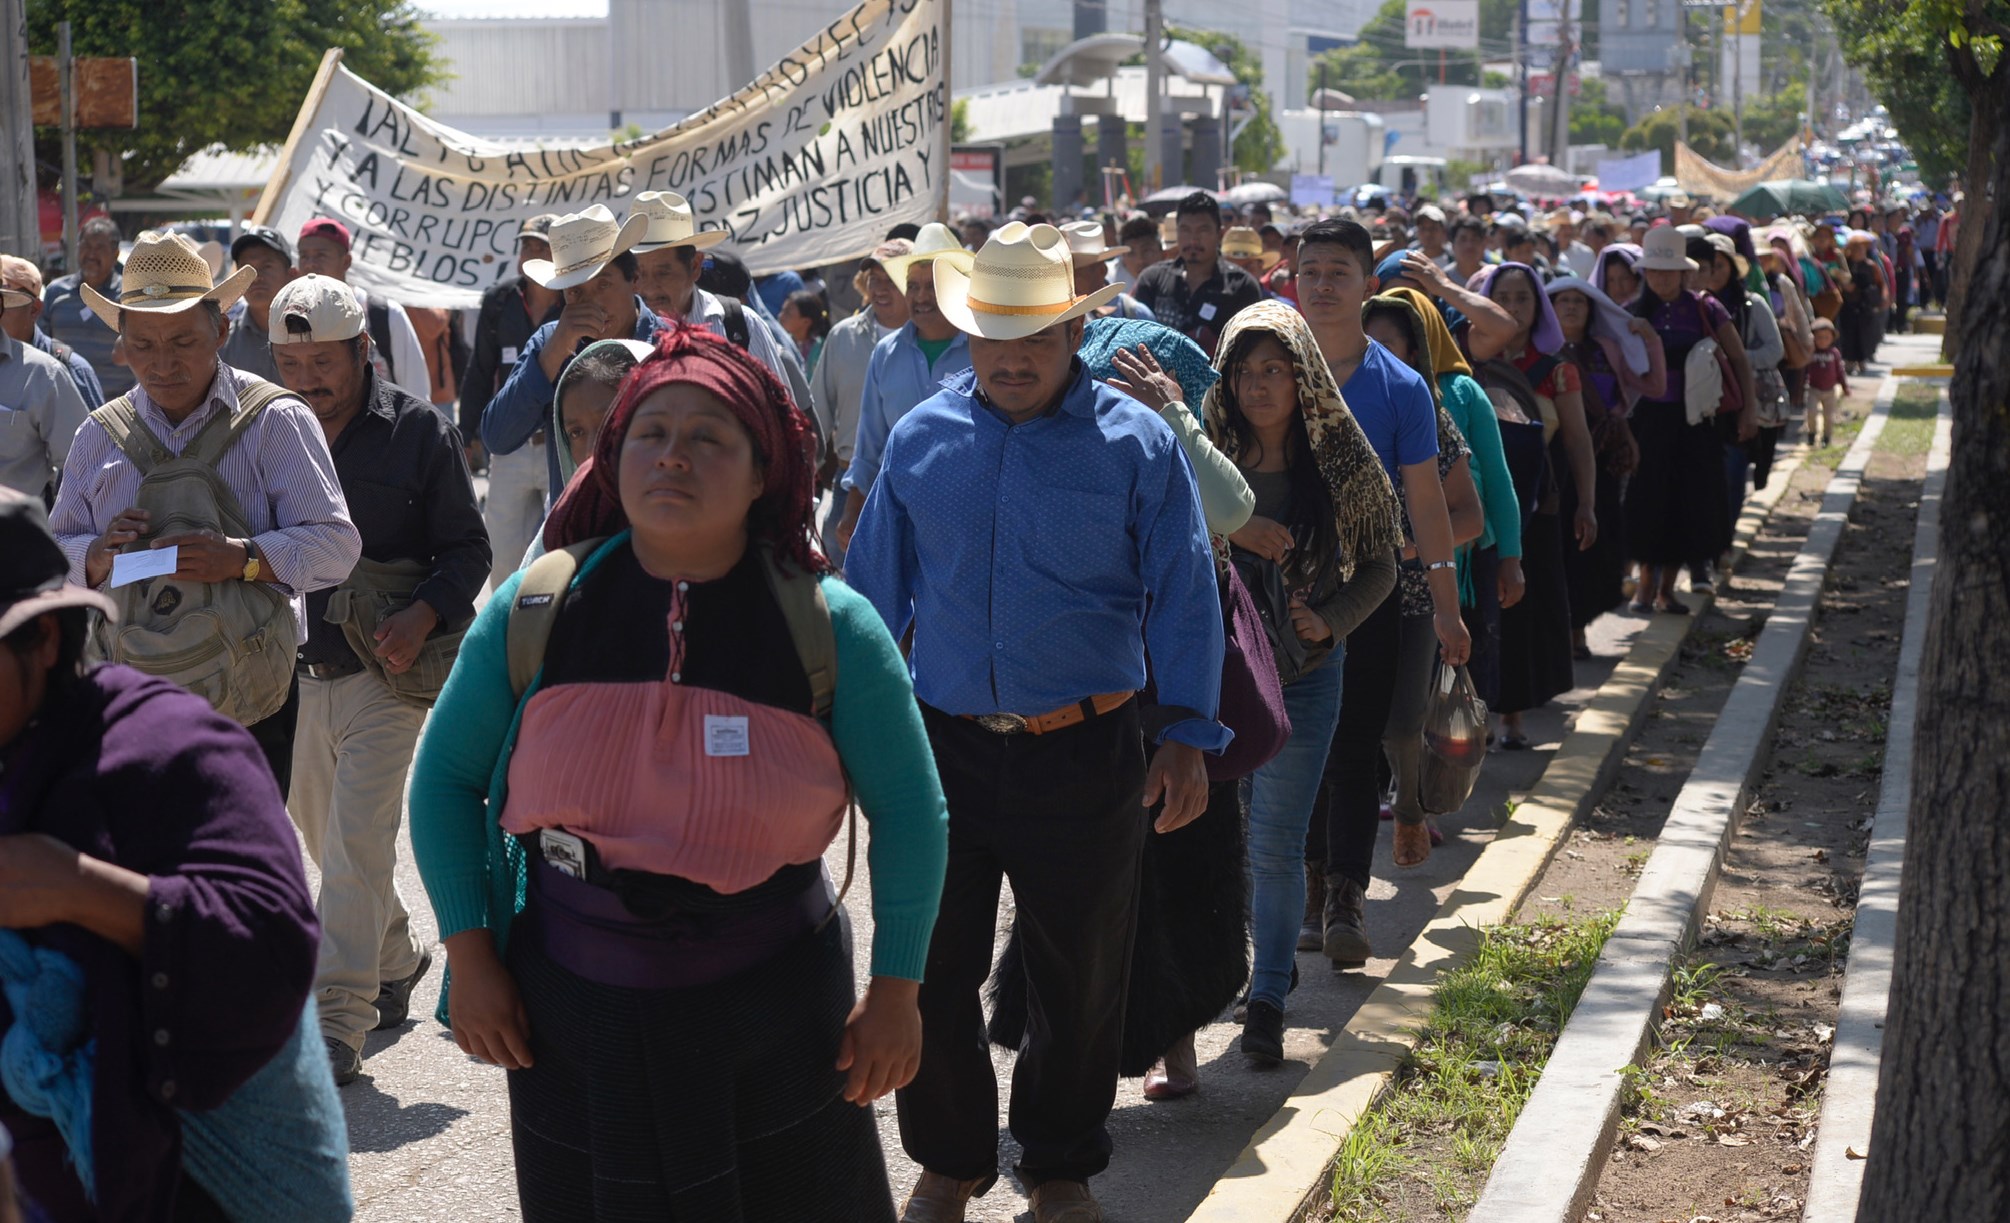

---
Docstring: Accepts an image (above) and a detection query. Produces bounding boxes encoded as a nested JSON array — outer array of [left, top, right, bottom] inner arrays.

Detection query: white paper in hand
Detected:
[[109, 546, 178, 588]]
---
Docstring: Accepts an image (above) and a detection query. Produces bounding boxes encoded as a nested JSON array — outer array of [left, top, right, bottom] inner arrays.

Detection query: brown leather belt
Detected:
[[964, 692, 1134, 736]]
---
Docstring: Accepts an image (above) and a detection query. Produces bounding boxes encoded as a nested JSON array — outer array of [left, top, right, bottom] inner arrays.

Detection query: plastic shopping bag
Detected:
[[1421, 662, 1488, 815]]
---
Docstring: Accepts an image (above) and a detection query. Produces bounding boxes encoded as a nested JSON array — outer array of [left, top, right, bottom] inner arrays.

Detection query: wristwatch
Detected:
[[241, 540, 262, 583]]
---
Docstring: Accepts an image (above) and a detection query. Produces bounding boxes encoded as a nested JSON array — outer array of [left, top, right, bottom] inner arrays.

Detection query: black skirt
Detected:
[[1624, 402, 1730, 566], [1497, 508, 1577, 715], [504, 912, 895, 1223], [1560, 461, 1628, 631]]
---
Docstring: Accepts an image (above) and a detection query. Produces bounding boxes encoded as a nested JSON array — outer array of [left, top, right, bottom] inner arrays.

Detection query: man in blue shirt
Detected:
[[41, 215, 132, 398], [848, 222, 1226, 1223], [1294, 218, 1471, 961], [0, 255, 103, 406], [482, 205, 663, 504], [832, 222, 974, 551]]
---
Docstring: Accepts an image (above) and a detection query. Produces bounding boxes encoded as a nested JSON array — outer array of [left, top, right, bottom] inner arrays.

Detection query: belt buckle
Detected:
[[974, 712, 1029, 735]]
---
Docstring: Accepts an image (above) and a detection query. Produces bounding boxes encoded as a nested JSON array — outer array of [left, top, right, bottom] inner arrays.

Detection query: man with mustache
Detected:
[[268, 274, 490, 1087]]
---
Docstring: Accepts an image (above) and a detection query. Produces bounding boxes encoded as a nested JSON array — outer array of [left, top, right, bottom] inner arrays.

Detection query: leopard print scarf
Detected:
[[1200, 300, 1403, 582]]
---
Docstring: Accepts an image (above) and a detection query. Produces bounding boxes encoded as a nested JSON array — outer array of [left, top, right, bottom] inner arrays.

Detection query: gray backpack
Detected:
[[90, 380, 297, 726]]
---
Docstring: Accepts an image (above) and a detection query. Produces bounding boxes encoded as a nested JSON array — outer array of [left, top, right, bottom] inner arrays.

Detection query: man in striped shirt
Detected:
[[49, 232, 360, 795]]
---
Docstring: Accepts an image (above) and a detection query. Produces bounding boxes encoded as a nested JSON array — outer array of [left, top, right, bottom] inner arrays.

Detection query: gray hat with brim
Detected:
[[0, 489, 115, 639]]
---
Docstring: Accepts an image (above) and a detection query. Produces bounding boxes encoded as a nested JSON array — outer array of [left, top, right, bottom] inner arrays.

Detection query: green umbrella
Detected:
[[1728, 180, 1852, 221]]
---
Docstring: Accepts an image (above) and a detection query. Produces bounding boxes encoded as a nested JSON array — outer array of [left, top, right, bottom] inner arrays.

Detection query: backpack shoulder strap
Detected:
[[89, 394, 172, 475], [506, 538, 606, 698], [721, 300, 751, 351], [182, 376, 291, 468], [761, 547, 837, 718]]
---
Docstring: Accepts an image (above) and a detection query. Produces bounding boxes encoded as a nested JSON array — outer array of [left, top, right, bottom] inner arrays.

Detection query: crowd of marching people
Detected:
[[0, 171, 1938, 1222]]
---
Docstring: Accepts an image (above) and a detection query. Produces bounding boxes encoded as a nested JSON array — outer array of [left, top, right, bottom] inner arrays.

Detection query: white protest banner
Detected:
[[1290, 174, 1335, 207], [255, 0, 946, 308], [1595, 149, 1664, 193], [1405, 0, 1480, 50]]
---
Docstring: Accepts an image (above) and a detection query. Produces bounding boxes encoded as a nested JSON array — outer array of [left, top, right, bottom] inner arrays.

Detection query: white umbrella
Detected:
[[1223, 181, 1288, 207], [1505, 163, 1580, 199]]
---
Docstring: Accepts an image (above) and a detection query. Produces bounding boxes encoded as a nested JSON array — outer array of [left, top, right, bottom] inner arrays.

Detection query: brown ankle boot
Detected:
[[1322, 873, 1372, 966], [901, 1170, 986, 1223]]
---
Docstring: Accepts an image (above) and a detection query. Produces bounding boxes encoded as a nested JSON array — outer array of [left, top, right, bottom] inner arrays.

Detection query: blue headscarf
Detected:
[[1468, 261, 1565, 355], [1079, 317, 1220, 409]]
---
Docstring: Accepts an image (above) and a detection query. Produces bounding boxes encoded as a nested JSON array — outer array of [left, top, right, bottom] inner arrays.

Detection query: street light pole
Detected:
[[0, 0, 37, 257], [1143, 0, 1164, 191], [58, 21, 77, 275]]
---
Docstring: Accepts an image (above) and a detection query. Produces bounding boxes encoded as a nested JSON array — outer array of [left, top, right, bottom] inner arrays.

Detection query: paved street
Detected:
[[328, 509, 1651, 1221]]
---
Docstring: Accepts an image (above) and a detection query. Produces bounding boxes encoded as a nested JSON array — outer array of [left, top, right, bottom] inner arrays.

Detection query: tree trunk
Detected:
[[1937, 39, 1998, 359], [1854, 57, 2010, 1223]]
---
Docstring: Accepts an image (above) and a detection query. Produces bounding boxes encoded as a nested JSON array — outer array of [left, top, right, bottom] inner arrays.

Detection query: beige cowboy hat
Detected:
[[1221, 226, 1282, 270], [881, 222, 974, 293], [1057, 220, 1128, 267], [629, 191, 728, 254], [522, 205, 650, 291], [80, 230, 255, 331], [934, 222, 1122, 342]]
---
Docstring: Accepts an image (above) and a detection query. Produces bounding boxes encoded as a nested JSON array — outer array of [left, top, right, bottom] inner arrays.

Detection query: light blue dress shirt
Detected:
[[839, 323, 972, 496], [846, 364, 1230, 753]]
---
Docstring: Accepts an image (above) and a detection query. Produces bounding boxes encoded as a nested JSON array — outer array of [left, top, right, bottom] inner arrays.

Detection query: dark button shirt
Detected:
[[459, 274, 562, 441], [0, 665, 318, 1221], [1132, 257, 1265, 353], [298, 369, 492, 666]]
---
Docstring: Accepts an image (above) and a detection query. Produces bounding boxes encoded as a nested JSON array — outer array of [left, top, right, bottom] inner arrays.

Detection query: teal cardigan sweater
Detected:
[[1441, 371, 1523, 560], [408, 536, 949, 1017]]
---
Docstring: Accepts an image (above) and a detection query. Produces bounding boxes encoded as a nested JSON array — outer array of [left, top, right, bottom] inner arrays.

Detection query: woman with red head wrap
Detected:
[[409, 324, 949, 1222]]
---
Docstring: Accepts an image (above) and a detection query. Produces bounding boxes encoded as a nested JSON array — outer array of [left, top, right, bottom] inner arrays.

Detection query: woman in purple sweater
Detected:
[[0, 489, 327, 1222]]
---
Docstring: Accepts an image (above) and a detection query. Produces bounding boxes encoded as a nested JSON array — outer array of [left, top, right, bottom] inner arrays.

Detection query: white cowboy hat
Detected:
[[80, 230, 256, 331], [522, 205, 650, 291], [934, 222, 1122, 342], [629, 191, 728, 253], [1638, 225, 1699, 272], [881, 222, 974, 292], [1057, 220, 1129, 267]]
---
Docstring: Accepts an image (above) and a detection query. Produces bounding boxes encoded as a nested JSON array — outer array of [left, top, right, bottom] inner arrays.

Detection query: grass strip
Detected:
[[1326, 911, 1620, 1221], [1878, 382, 1940, 457]]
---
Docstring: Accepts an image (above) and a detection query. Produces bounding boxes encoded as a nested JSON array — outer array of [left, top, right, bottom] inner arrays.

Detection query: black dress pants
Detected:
[[896, 702, 1148, 1191], [247, 674, 302, 800], [1309, 588, 1403, 890]]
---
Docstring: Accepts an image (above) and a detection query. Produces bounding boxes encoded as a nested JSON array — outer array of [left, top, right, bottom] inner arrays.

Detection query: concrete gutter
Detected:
[[1183, 429, 1814, 1223], [1469, 378, 1899, 1223], [1801, 387, 1951, 1221]]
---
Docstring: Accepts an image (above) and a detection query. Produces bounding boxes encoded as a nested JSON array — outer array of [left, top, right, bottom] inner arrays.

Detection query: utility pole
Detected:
[[0, 0, 36, 257], [58, 20, 77, 275], [1316, 60, 1327, 177], [1516, 0, 1529, 165], [1730, 2, 1744, 165], [1143, 0, 1165, 191]]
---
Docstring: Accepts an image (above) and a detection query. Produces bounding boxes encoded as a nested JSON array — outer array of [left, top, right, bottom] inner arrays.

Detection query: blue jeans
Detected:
[[1246, 655, 1345, 1010]]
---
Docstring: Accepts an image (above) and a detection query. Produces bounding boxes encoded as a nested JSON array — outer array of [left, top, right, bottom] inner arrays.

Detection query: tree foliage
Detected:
[[1620, 105, 1736, 171], [26, 0, 444, 192], [1307, 0, 1521, 101], [1737, 83, 1810, 155], [1569, 76, 1629, 147], [1820, 0, 2004, 186]]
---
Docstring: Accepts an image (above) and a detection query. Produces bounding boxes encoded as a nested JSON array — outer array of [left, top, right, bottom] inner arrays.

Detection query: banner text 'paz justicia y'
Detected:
[[256, 0, 947, 308]]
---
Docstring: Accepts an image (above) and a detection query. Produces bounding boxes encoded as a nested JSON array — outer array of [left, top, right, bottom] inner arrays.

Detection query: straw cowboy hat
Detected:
[[880, 222, 974, 292], [1221, 226, 1282, 271], [1057, 220, 1128, 267], [934, 221, 1122, 342], [522, 205, 650, 291], [80, 230, 255, 331], [629, 191, 728, 254]]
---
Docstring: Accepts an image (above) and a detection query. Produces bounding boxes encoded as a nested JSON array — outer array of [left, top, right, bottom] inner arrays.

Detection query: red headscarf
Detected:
[[542, 322, 827, 574]]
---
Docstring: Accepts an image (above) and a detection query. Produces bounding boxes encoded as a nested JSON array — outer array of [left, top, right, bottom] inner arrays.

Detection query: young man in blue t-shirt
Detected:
[[1294, 218, 1471, 960]]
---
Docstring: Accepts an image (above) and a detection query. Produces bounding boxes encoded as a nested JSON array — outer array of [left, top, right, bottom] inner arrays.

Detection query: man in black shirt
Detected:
[[1131, 190, 1264, 356], [268, 274, 491, 1088], [462, 214, 562, 586]]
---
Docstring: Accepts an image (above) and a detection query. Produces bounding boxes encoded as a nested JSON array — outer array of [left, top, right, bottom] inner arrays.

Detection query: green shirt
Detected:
[[915, 334, 956, 369]]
